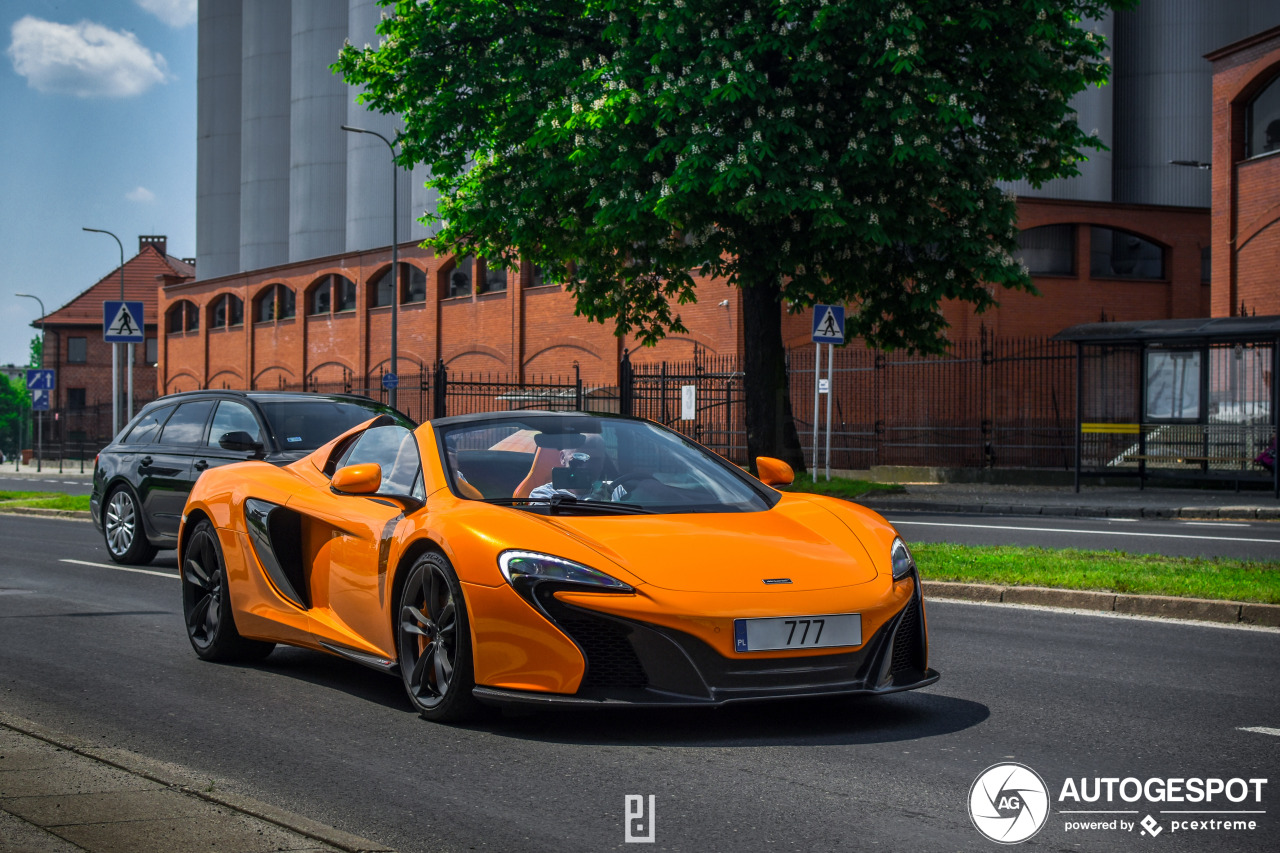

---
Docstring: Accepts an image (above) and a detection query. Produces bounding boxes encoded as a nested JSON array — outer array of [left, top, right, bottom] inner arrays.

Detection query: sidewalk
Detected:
[[856, 481, 1280, 519], [0, 713, 393, 853], [0, 461, 94, 480]]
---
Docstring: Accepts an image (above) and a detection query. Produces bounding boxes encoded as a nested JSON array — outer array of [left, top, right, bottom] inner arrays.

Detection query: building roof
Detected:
[[34, 237, 195, 330], [1053, 315, 1280, 345]]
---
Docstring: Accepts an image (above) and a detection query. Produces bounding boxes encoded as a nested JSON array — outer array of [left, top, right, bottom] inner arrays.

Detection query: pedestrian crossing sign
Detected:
[[103, 300, 146, 342], [811, 304, 845, 344]]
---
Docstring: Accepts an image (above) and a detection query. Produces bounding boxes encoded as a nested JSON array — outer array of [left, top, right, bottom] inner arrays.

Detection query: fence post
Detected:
[[433, 359, 448, 419], [619, 350, 633, 416], [574, 363, 583, 411]]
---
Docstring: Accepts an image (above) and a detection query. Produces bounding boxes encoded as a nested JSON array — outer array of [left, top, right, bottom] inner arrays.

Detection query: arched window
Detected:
[[447, 256, 474, 298], [403, 265, 427, 303], [1014, 225, 1075, 275], [477, 258, 508, 294], [307, 274, 356, 316], [1090, 228, 1164, 280], [166, 300, 198, 334], [254, 284, 296, 323], [370, 266, 395, 308], [210, 294, 243, 329], [1245, 72, 1280, 158]]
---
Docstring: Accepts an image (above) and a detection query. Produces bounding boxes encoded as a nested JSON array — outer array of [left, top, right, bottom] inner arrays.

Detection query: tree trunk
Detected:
[[740, 276, 806, 476]]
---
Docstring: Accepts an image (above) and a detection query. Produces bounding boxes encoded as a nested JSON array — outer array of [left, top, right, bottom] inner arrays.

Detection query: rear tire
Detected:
[[182, 519, 275, 662], [396, 551, 482, 722], [103, 486, 158, 566]]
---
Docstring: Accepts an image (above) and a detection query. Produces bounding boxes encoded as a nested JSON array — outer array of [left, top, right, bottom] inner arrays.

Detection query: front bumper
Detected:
[[472, 577, 937, 708]]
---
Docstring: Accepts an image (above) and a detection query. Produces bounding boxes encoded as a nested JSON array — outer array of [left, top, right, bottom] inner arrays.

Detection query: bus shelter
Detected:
[[1053, 316, 1279, 497]]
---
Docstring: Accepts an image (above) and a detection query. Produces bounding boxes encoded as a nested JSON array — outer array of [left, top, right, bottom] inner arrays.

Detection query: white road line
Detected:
[[1180, 521, 1251, 528], [58, 559, 178, 580], [1237, 726, 1280, 737], [931, 598, 1280, 633], [892, 519, 1280, 545]]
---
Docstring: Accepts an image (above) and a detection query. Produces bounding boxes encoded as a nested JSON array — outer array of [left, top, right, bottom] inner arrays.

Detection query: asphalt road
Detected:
[[0, 514, 1276, 852], [0, 474, 94, 496], [884, 511, 1280, 561]]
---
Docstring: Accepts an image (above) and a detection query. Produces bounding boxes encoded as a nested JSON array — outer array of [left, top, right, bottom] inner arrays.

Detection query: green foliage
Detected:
[[337, 0, 1129, 352], [0, 375, 29, 457], [28, 335, 42, 369], [913, 543, 1280, 603]]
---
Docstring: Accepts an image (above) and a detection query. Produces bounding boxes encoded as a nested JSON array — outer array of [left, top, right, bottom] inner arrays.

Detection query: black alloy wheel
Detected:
[[396, 551, 481, 722], [182, 519, 275, 662], [103, 486, 158, 566]]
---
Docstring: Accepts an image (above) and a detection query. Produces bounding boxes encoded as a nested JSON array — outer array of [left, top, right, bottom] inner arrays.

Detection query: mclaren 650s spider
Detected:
[[179, 411, 938, 721]]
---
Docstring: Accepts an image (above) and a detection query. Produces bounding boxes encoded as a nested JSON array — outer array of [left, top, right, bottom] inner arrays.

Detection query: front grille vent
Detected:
[[555, 613, 649, 690], [890, 599, 921, 675]]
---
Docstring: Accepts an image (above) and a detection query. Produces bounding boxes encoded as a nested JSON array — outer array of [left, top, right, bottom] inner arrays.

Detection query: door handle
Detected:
[[194, 460, 209, 471], [140, 456, 153, 467]]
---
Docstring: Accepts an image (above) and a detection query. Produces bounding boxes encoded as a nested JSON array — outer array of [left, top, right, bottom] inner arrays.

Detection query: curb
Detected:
[[860, 499, 1280, 519], [924, 581, 1280, 627], [0, 507, 92, 520], [0, 711, 395, 853]]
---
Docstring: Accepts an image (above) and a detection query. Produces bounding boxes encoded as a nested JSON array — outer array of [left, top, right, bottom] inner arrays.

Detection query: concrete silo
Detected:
[[196, 0, 243, 278], [240, 0, 291, 271]]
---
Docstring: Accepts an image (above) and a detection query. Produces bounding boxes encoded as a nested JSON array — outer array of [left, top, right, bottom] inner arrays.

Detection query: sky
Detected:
[[0, 0, 197, 367]]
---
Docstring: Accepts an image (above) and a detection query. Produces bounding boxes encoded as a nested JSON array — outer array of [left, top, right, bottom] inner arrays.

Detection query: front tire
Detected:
[[396, 552, 481, 722], [182, 519, 275, 662], [103, 486, 158, 566]]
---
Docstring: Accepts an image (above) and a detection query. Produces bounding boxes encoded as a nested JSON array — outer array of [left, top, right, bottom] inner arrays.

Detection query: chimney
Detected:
[[139, 235, 167, 256]]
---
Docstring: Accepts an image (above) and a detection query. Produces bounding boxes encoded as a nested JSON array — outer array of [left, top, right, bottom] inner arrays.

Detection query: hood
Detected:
[[534, 496, 880, 593]]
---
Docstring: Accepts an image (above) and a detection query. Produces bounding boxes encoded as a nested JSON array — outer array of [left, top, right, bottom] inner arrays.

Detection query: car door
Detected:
[[194, 399, 268, 476], [142, 399, 215, 539], [288, 424, 424, 656]]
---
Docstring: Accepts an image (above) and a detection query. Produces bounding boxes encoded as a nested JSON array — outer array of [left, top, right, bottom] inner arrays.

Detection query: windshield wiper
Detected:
[[481, 496, 654, 515]]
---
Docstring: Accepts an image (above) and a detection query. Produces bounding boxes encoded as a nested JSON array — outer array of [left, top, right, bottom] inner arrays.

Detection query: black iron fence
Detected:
[[29, 335, 1082, 472]]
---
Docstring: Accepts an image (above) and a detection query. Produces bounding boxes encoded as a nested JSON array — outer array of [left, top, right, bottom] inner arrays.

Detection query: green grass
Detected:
[[912, 542, 1280, 604], [782, 475, 906, 500], [0, 491, 92, 512]]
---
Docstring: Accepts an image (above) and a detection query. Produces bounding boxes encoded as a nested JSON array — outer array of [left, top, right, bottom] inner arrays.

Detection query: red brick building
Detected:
[[1208, 25, 1280, 318], [35, 236, 194, 442]]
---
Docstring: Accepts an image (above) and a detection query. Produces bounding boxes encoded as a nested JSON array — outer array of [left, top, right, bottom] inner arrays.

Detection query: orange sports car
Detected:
[[179, 411, 937, 721]]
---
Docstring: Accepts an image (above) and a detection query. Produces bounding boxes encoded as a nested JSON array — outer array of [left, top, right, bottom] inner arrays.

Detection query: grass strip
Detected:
[[782, 476, 905, 501], [912, 542, 1280, 604], [0, 491, 92, 512]]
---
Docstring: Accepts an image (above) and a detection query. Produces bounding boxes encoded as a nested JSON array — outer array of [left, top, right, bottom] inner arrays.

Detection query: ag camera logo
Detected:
[[969, 763, 1050, 844]]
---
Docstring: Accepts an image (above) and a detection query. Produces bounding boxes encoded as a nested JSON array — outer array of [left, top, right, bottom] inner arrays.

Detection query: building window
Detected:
[[1201, 247, 1211, 285], [68, 337, 87, 363], [402, 265, 427, 303], [306, 275, 356, 316], [166, 301, 199, 334], [145, 337, 157, 365], [1090, 227, 1164, 280], [370, 266, 395, 308], [211, 294, 244, 329], [527, 262, 546, 288], [254, 284, 295, 323], [478, 259, 508, 294], [1014, 225, 1074, 276], [447, 256, 473, 298], [68, 388, 86, 410], [1245, 72, 1280, 158]]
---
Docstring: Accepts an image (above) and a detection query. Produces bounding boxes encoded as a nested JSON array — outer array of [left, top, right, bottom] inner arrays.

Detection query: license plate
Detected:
[[733, 613, 862, 652]]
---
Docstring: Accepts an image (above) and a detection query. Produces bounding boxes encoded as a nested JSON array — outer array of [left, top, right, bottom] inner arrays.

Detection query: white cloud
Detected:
[[126, 186, 156, 203], [7, 16, 169, 98], [135, 0, 197, 29]]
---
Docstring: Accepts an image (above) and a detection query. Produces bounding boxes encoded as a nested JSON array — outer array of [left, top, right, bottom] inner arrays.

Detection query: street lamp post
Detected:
[[342, 124, 400, 411], [82, 227, 131, 435], [14, 293, 46, 472]]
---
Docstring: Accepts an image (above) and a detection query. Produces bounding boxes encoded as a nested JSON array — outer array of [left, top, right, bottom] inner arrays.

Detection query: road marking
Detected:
[[892, 519, 1280, 545], [1238, 726, 1280, 737], [58, 559, 178, 580], [1179, 521, 1251, 527], [931, 598, 1280, 633]]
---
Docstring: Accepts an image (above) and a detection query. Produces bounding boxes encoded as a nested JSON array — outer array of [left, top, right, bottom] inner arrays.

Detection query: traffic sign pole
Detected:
[[812, 344, 820, 483], [825, 344, 833, 481]]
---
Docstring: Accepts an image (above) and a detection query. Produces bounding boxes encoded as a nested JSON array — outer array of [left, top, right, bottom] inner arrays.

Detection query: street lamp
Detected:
[[82, 227, 131, 435], [342, 124, 401, 411], [14, 293, 46, 471]]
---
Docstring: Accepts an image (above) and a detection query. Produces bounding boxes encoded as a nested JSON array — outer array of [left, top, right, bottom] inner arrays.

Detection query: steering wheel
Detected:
[[606, 472, 656, 500]]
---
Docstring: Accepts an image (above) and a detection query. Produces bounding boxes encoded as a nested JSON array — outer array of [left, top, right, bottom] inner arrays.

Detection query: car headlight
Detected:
[[498, 550, 633, 591], [890, 537, 916, 581]]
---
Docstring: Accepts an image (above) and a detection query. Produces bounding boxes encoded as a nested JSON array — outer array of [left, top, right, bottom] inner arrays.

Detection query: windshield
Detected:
[[258, 398, 413, 452], [436, 415, 775, 514]]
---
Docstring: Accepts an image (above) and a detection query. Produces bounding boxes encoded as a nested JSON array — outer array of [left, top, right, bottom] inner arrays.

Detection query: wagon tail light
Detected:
[[498, 550, 633, 596]]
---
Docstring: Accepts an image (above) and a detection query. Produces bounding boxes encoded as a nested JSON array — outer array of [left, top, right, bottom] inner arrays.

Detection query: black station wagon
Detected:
[[91, 391, 413, 564]]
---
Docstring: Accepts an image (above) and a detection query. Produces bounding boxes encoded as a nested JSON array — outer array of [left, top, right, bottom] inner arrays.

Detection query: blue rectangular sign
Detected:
[[30, 388, 51, 411], [104, 300, 146, 342], [811, 304, 846, 345], [26, 369, 55, 391]]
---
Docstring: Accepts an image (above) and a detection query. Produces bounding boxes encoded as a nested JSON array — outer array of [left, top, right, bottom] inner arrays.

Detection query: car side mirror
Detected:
[[332, 463, 382, 495], [755, 456, 795, 487], [219, 430, 264, 453]]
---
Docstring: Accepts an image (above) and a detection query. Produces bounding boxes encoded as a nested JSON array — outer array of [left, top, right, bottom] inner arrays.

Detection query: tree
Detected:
[[28, 334, 42, 369], [337, 0, 1127, 471], [0, 375, 28, 460]]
